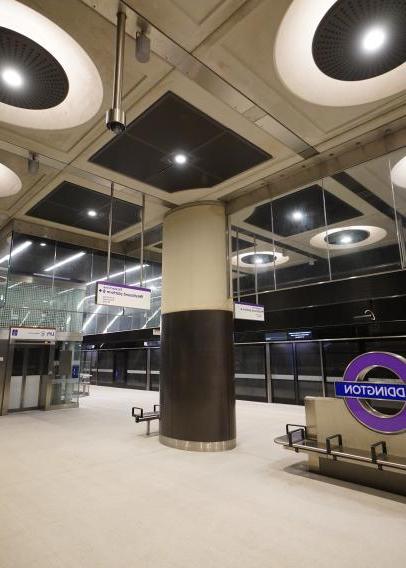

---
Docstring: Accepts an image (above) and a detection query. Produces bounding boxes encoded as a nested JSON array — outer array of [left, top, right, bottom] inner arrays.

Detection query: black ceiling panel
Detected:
[[27, 182, 141, 235], [245, 185, 362, 237], [90, 92, 272, 192], [92, 134, 167, 181], [147, 164, 220, 192], [194, 132, 269, 180]]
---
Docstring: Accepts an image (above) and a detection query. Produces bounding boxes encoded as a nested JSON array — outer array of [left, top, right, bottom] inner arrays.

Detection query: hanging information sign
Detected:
[[234, 302, 264, 321], [95, 281, 151, 310]]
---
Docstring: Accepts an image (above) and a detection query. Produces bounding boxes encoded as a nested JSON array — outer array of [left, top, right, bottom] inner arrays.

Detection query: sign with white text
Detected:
[[10, 327, 56, 341], [95, 281, 151, 310], [234, 302, 265, 321]]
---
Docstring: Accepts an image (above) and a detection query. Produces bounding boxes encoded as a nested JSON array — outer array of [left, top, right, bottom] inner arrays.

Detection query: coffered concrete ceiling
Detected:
[[0, 0, 405, 251]]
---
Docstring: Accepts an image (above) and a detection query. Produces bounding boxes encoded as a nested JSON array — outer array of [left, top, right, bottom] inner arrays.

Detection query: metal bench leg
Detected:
[[146, 421, 151, 436]]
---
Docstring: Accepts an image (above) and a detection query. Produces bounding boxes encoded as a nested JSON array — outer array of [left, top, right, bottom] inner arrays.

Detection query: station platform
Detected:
[[0, 386, 404, 568]]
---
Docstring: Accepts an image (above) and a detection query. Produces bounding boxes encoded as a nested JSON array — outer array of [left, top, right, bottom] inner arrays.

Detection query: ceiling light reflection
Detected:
[[0, 240, 32, 264], [44, 251, 86, 272]]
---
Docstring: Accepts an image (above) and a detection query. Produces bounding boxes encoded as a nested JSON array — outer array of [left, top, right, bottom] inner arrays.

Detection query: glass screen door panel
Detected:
[[97, 351, 114, 385], [127, 350, 147, 389], [114, 351, 127, 385], [296, 342, 324, 402], [234, 344, 267, 402], [323, 341, 362, 397], [150, 349, 160, 391], [270, 343, 296, 404]]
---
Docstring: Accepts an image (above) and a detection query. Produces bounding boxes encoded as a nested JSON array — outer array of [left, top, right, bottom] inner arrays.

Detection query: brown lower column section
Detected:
[[159, 309, 236, 450]]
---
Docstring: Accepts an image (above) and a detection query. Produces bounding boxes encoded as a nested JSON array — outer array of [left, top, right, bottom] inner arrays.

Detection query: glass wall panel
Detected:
[[324, 157, 402, 280], [272, 183, 331, 290], [234, 344, 267, 401]]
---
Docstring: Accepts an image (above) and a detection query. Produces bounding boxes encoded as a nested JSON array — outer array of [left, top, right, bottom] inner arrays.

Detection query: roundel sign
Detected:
[[335, 352, 406, 434]]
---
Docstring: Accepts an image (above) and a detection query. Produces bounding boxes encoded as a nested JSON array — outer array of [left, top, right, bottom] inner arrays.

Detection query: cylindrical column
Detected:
[[160, 202, 236, 451]]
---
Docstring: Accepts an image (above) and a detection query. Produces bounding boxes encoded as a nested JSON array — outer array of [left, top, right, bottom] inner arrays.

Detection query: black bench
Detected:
[[132, 405, 160, 435], [274, 423, 406, 472]]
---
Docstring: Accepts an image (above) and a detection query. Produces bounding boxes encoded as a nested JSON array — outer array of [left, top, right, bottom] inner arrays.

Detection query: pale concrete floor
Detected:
[[0, 386, 405, 568]]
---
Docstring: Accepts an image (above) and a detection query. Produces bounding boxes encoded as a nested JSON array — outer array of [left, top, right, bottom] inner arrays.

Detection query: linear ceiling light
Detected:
[[82, 305, 102, 332], [85, 264, 147, 287], [44, 251, 85, 272]]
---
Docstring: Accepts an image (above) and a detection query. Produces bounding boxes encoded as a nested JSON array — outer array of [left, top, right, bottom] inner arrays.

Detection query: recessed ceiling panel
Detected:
[[0, 27, 69, 109], [312, 0, 406, 81], [90, 92, 272, 192], [245, 185, 361, 236], [27, 182, 141, 235]]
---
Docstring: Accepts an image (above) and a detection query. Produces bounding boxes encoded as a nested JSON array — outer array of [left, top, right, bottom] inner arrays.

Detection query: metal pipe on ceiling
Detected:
[[106, 9, 127, 134]]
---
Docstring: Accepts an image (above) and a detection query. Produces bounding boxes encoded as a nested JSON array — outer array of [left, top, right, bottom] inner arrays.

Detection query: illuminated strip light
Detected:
[[8, 282, 22, 289], [58, 287, 78, 295], [44, 251, 86, 272], [103, 310, 122, 334], [0, 240, 32, 264], [77, 294, 95, 310], [130, 275, 162, 287], [142, 307, 161, 329], [82, 305, 102, 332], [85, 264, 148, 287], [20, 311, 30, 325]]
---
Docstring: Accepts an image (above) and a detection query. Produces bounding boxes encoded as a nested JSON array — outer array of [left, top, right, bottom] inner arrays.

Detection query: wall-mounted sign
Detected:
[[95, 281, 151, 310], [335, 352, 406, 434], [234, 302, 264, 321], [288, 330, 313, 340], [10, 327, 56, 341]]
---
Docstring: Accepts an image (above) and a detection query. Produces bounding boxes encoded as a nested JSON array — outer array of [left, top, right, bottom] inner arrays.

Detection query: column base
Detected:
[[159, 434, 236, 452]]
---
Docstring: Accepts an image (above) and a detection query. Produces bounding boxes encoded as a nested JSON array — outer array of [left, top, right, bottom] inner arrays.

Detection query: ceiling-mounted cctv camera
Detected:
[[106, 107, 126, 134], [28, 152, 39, 174], [136, 30, 150, 63]]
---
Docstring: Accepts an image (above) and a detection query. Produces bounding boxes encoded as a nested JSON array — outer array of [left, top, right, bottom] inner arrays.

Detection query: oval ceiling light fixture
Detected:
[[310, 225, 386, 250], [0, 0, 103, 129], [390, 156, 406, 188], [274, 0, 406, 106], [0, 162, 22, 197], [232, 250, 289, 270]]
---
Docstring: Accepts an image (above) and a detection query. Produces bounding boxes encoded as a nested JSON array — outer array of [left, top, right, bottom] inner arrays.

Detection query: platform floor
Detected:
[[0, 386, 405, 568]]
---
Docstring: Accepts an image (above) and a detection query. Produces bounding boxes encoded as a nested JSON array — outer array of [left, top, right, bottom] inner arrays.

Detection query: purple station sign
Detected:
[[336, 352, 406, 434]]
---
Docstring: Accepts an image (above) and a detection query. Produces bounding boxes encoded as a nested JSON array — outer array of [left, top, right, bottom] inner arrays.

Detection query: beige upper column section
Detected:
[[162, 202, 233, 314]]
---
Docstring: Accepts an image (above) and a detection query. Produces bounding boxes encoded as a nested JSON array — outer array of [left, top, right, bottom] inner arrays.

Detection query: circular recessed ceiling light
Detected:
[[40, 242, 47, 247], [362, 26, 386, 53], [275, 0, 406, 105], [232, 250, 289, 269], [390, 156, 406, 188], [87, 210, 97, 217], [311, 225, 386, 250], [0, 163, 22, 197], [0, 0, 103, 128], [1, 67, 23, 89], [174, 153, 187, 165]]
